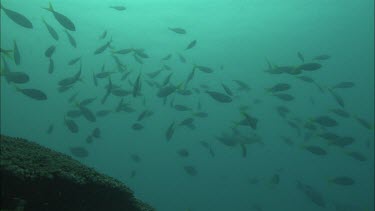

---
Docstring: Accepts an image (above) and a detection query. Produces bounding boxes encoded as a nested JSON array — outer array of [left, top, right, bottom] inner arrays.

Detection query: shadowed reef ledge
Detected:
[[0, 135, 154, 211]]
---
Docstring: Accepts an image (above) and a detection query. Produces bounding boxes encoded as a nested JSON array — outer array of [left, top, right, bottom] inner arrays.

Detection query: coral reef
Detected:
[[0, 135, 154, 211]]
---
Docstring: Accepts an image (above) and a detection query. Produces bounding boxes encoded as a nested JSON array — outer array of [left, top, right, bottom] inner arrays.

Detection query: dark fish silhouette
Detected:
[[43, 2, 76, 31], [0, 3, 33, 29]]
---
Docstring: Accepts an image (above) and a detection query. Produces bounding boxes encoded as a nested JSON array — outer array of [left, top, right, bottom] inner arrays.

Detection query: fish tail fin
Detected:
[[43, 2, 54, 12]]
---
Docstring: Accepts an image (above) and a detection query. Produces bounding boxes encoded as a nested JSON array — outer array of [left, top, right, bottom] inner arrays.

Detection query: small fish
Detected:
[[64, 117, 78, 133], [46, 124, 54, 134], [66, 110, 82, 118], [272, 93, 294, 101], [329, 108, 350, 118], [331, 81, 355, 89], [69, 147, 88, 158], [184, 165, 197, 176], [96, 110, 112, 117], [42, 18, 59, 40], [43, 3, 76, 31], [206, 91, 232, 103], [64, 30, 76, 48], [168, 27, 186, 34], [327, 88, 345, 108], [94, 38, 112, 55], [2, 71, 29, 84], [0, 3, 33, 29], [313, 54, 331, 61], [132, 72, 142, 97], [147, 69, 163, 79], [78, 104, 96, 122], [312, 115, 338, 127], [13, 40, 20, 65], [266, 83, 291, 93], [345, 151, 367, 161], [174, 104, 191, 111], [297, 52, 304, 62], [276, 106, 290, 118], [131, 154, 141, 163], [302, 145, 327, 155], [99, 30, 107, 39], [296, 63, 322, 71], [354, 116, 373, 130], [241, 112, 258, 130], [270, 174, 280, 185], [86, 135, 94, 144], [193, 111, 208, 118], [110, 6, 126, 11], [132, 123, 144, 130], [177, 53, 186, 63], [195, 65, 213, 73], [328, 136, 355, 147], [177, 149, 189, 157], [166, 121, 176, 141], [133, 49, 149, 58], [329, 176, 355, 186], [161, 54, 172, 61], [68, 56, 81, 65], [185, 40, 197, 50], [48, 58, 54, 74], [113, 48, 133, 54], [45, 45, 56, 58], [157, 84, 179, 98], [233, 80, 251, 91], [221, 83, 233, 96], [15, 87, 47, 100]]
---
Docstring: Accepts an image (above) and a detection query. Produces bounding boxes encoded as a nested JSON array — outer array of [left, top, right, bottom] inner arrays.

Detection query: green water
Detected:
[[1, 0, 374, 210]]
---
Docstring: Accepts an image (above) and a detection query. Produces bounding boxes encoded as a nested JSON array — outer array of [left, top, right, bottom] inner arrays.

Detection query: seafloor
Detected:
[[0, 135, 154, 211]]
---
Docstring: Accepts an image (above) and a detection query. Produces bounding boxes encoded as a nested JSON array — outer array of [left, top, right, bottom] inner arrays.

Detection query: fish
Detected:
[[42, 18, 59, 40], [221, 83, 233, 96], [86, 135, 94, 144], [354, 116, 373, 130], [241, 112, 258, 130], [66, 110, 82, 118], [96, 109, 112, 117], [48, 58, 54, 74], [132, 72, 142, 97], [233, 80, 251, 91], [302, 145, 327, 155], [328, 136, 355, 147], [147, 69, 163, 79], [272, 93, 294, 101], [296, 63, 322, 71], [270, 174, 280, 185], [113, 48, 133, 55], [331, 81, 355, 89], [177, 53, 186, 63], [133, 49, 149, 58], [206, 91, 232, 103], [133, 54, 143, 64], [184, 165, 197, 176], [2, 71, 29, 84], [161, 54, 172, 61], [77, 104, 96, 122], [276, 106, 289, 118], [0, 3, 33, 29], [13, 40, 20, 65], [312, 115, 338, 127], [177, 149, 189, 157], [280, 136, 294, 146], [95, 71, 116, 79], [68, 56, 81, 65], [329, 176, 355, 186], [111, 88, 131, 97], [69, 147, 88, 158], [193, 111, 208, 118], [131, 154, 141, 163], [58, 66, 82, 87], [44, 45, 56, 58], [137, 110, 153, 121], [313, 54, 331, 61], [168, 27, 186, 34], [15, 87, 47, 100], [157, 84, 179, 98], [266, 83, 291, 93], [162, 73, 173, 86], [132, 123, 144, 130], [43, 3, 76, 31], [99, 30, 107, 39], [165, 121, 176, 141], [94, 38, 112, 55], [174, 104, 192, 111], [297, 52, 304, 62], [46, 124, 54, 134], [195, 65, 213, 73], [110, 6, 126, 11], [329, 108, 350, 118], [345, 151, 367, 161], [297, 181, 326, 207], [327, 88, 345, 107], [64, 117, 78, 133], [185, 40, 197, 50], [64, 30, 76, 48]]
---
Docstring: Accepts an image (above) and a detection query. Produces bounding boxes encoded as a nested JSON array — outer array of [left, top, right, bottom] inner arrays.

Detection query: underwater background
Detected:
[[1, 0, 374, 210]]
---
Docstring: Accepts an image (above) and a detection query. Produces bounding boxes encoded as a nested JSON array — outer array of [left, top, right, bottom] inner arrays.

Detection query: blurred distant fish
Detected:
[[312, 115, 338, 127], [44, 45, 56, 58], [13, 40, 20, 65], [43, 2, 76, 31], [184, 165, 197, 176], [354, 116, 373, 130], [168, 27, 186, 34], [64, 30, 76, 48], [233, 80, 251, 92], [64, 117, 78, 133], [15, 87, 47, 100], [177, 53, 186, 63], [297, 52, 304, 62], [329, 108, 350, 118], [195, 65, 213, 73], [42, 18, 59, 40], [94, 37, 113, 55], [266, 83, 291, 93], [0, 3, 33, 29], [297, 180, 326, 207], [68, 56, 81, 65], [206, 91, 232, 103], [185, 40, 197, 50], [69, 147, 88, 158], [327, 88, 345, 108], [302, 145, 327, 155], [110, 6, 126, 11], [331, 81, 355, 89], [48, 58, 54, 74], [46, 124, 54, 134], [328, 176, 355, 186], [272, 93, 294, 101], [313, 54, 331, 61], [99, 30, 107, 39], [177, 149, 189, 157], [296, 63, 322, 71], [165, 121, 176, 141]]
